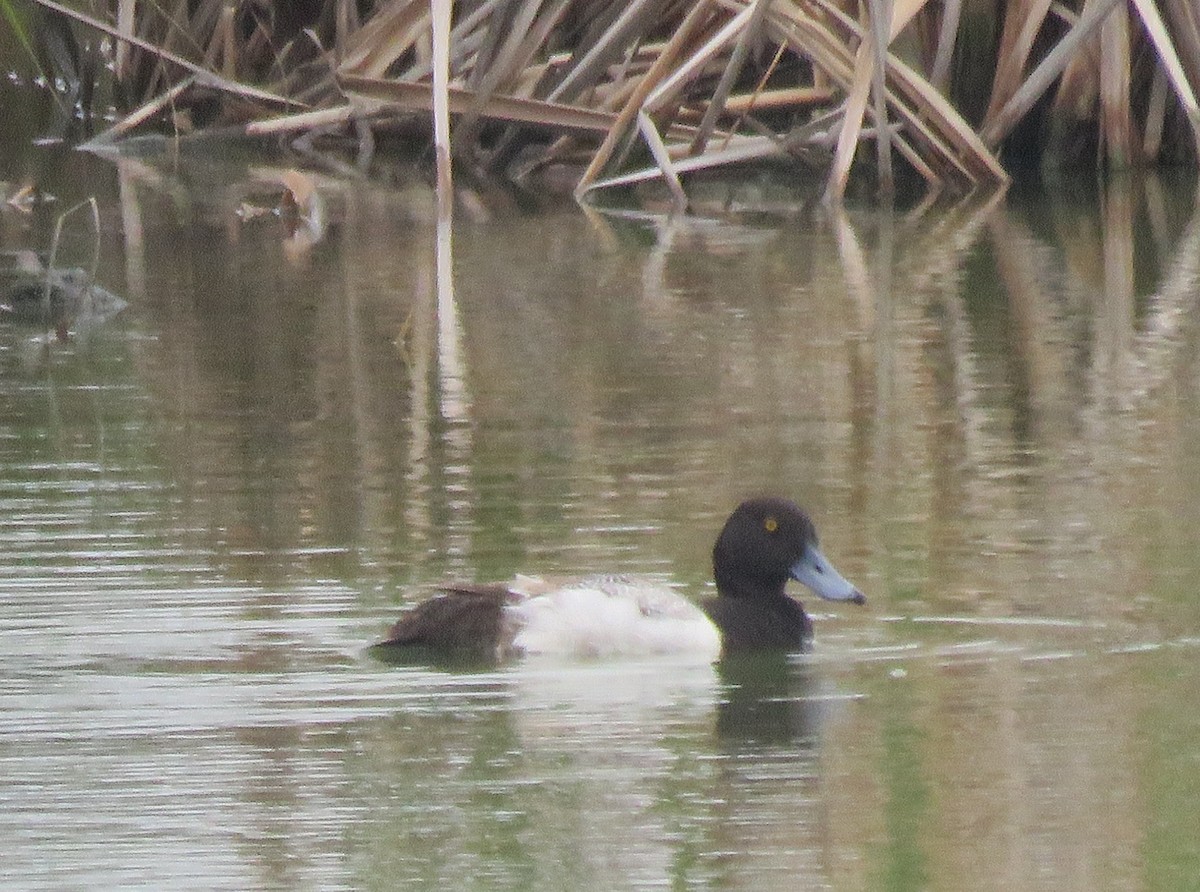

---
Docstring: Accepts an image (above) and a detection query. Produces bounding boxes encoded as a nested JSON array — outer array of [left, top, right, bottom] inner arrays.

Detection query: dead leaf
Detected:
[[6, 184, 36, 213], [279, 169, 316, 209], [235, 201, 272, 221]]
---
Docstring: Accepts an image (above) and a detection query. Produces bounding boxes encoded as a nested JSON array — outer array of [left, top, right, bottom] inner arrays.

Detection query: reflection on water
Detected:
[[2, 143, 1200, 889]]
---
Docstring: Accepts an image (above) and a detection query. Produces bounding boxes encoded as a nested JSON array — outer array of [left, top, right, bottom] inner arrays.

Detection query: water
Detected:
[[3, 130, 1200, 889]]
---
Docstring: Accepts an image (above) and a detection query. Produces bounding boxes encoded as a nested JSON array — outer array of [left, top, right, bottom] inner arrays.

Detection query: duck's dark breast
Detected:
[[701, 595, 813, 654]]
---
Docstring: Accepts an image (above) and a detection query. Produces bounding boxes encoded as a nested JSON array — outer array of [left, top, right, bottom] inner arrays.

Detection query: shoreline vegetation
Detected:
[[7, 0, 1200, 207]]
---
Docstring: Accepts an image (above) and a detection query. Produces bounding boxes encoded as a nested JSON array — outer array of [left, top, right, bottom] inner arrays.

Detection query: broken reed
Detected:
[[19, 0, 1200, 203]]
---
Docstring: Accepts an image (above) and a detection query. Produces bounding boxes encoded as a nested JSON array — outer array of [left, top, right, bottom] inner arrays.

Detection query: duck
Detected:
[[374, 496, 866, 662], [1, 264, 127, 330]]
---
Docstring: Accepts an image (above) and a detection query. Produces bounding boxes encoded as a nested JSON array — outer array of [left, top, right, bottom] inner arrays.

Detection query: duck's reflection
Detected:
[[369, 646, 831, 744], [352, 650, 847, 887], [715, 651, 825, 744]]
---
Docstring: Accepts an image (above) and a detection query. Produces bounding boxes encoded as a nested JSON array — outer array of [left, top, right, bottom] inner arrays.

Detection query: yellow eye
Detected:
[[764, 517, 778, 533]]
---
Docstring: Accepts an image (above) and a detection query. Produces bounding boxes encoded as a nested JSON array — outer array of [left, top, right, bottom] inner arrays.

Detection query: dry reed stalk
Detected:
[[575, 0, 714, 196], [432, 0, 453, 212], [1099, 4, 1134, 168], [721, 85, 836, 112], [643, 5, 755, 112], [928, 0, 962, 91], [867, 0, 895, 195], [688, 0, 773, 155], [245, 106, 362, 137], [756, 1, 872, 184], [1160, 0, 1200, 108], [1046, 23, 1098, 150], [981, 0, 1124, 146], [83, 76, 196, 147], [337, 1, 429, 78], [826, 44, 877, 202], [333, 0, 361, 52], [777, 0, 1004, 191], [818, 0, 933, 198], [1129, 0, 1200, 158], [1143, 66, 1169, 158], [114, 0, 136, 79], [586, 134, 791, 191], [407, 0, 504, 80], [637, 111, 689, 209], [783, 0, 979, 199], [982, 0, 1053, 126], [34, 0, 296, 107], [820, 0, 912, 199], [883, 53, 1007, 182], [711, 36, 788, 150], [202, 3, 236, 81], [546, 0, 670, 103], [338, 73, 701, 138], [454, 0, 573, 149], [593, 72, 644, 112]]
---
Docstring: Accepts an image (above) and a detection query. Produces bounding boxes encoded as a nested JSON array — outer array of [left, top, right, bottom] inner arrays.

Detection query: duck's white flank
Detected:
[[507, 575, 722, 659]]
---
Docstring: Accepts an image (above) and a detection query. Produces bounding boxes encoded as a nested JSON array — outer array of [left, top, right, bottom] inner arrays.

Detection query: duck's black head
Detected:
[[712, 497, 866, 605]]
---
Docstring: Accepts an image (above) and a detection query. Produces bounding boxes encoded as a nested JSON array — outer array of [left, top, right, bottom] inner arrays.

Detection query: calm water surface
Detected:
[[3, 132, 1200, 890]]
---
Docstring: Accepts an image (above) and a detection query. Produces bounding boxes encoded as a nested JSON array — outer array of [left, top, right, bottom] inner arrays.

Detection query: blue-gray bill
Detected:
[[789, 543, 866, 604]]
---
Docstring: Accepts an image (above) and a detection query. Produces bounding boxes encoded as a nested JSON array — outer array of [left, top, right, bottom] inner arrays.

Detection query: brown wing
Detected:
[[376, 584, 521, 657]]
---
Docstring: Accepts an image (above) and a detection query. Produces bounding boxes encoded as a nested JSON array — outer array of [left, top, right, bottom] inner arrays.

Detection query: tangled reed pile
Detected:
[[25, 0, 1200, 204]]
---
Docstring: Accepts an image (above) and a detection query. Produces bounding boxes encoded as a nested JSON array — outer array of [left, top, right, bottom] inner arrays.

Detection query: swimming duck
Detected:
[[1, 264, 127, 330], [375, 497, 865, 661]]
